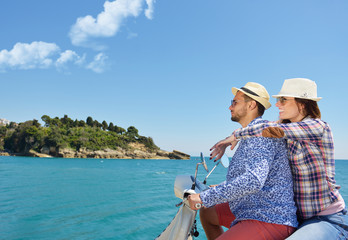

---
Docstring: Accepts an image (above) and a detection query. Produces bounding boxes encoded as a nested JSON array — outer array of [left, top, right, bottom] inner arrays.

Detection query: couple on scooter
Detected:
[[188, 78, 348, 240]]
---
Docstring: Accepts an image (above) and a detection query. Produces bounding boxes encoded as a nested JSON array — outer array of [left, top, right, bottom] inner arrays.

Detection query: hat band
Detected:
[[241, 87, 260, 97]]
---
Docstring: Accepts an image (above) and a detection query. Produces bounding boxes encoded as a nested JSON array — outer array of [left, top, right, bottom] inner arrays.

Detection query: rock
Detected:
[[0, 152, 10, 156], [58, 148, 76, 158], [172, 150, 190, 159], [9, 143, 191, 160], [28, 149, 52, 158], [156, 150, 170, 157], [40, 146, 50, 155], [49, 146, 57, 155]]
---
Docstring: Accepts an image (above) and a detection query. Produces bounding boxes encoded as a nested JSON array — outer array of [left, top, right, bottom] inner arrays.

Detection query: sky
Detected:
[[1, 0, 348, 159]]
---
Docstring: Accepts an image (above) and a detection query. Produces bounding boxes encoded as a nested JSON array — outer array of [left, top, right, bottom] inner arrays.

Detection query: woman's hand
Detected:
[[210, 135, 237, 161]]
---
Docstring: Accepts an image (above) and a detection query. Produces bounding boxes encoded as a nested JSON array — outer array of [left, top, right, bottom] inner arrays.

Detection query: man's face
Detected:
[[229, 91, 248, 123]]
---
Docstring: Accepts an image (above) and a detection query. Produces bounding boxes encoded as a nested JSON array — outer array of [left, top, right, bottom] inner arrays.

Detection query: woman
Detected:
[[210, 78, 348, 239]]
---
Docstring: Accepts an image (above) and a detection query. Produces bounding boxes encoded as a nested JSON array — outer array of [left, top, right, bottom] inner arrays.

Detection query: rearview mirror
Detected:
[[200, 152, 209, 172], [220, 154, 229, 168], [202, 154, 229, 184]]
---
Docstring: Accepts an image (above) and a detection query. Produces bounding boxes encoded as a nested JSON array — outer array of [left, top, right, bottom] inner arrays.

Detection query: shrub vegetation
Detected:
[[0, 115, 159, 155]]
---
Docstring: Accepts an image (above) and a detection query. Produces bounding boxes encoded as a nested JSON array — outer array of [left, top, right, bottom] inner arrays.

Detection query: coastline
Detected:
[[0, 116, 191, 160], [0, 143, 190, 160]]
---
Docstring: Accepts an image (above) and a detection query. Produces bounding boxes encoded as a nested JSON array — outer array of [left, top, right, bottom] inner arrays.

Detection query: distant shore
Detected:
[[0, 144, 190, 160], [0, 115, 190, 160]]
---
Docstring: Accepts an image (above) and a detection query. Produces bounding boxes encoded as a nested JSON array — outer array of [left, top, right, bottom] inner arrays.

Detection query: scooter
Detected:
[[155, 153, 229, 240]]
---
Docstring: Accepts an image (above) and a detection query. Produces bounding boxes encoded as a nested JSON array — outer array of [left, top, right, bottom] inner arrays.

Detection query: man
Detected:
[[188, 82, 298, 240]]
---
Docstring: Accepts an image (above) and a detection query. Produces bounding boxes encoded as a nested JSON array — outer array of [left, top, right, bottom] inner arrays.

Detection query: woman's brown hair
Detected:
[[295, 98, 321, 119], [280, 98, 321, 123]]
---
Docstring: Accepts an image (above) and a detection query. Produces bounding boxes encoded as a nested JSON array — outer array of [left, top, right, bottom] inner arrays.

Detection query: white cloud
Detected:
[[145, 0, 156, 19], [56, 50, 85, 67], [69, 0, 155, 47], [127, 32, 138, 39], [0, 41, 105, 73], [86, 53, 108, 73], [55, 50, 86, 73], [0, 0, 157, 73], [0, 41, 60, 70]]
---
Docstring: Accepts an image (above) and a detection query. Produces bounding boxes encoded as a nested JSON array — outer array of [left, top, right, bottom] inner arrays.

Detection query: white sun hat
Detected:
[[272, 78, 322, 101], [232, 82, 271, 109]]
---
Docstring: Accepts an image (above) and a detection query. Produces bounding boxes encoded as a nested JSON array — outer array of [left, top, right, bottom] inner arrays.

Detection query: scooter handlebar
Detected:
[[195, 203, 202, 209]]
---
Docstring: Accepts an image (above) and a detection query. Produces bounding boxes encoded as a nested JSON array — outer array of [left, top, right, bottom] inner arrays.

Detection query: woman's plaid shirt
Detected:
[[234, 117, 343, 220]]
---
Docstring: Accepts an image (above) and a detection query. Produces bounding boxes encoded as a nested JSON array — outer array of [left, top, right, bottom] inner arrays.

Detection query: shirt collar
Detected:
[[248, 116, 264, 126], [302, 116, 312, 121]]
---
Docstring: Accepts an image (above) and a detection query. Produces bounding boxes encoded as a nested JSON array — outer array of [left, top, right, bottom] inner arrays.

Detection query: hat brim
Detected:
[[272, 94, 322, 102], [232, 87, 271, 109]]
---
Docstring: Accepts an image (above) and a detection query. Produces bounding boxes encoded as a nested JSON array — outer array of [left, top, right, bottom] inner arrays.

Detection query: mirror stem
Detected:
[[203, 161, 220, 184]]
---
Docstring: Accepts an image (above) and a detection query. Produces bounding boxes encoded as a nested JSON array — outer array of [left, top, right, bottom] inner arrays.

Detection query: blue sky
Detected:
[[1, 1, 348, 158]]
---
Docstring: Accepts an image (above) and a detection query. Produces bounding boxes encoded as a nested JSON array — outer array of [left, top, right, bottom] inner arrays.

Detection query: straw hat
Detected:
[[232, 82, 271, 109], [272, 78, 322, 101]]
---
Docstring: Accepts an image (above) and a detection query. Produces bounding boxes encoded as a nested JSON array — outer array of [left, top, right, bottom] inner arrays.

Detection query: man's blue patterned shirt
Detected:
[[200, 117, 298, 227]]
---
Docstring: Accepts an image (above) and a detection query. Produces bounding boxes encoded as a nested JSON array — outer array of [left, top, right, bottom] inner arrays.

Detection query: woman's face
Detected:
[[275, 97, 306, 122]]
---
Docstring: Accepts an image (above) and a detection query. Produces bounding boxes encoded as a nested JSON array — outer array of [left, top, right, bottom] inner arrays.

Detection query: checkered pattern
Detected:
[[234, 117, 342, 220]]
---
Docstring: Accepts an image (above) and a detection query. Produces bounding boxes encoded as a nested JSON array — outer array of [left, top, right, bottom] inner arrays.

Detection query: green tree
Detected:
[[41, 115, 52, 127], [115, 126, 126, 135], [78, 120, 86, 127], [138, 136, 159, 151], [0, 126, 7, 137], [0, 115, 160, 156], [93, 120, 102, 129], [45, 126, 63, 148], [126, 126, 139, 139], [61, 115, 74, 128], [86, 116, 93, 127], [4, 120, 42, 153], [8, 122, 17, 129], [32, 119, 41, 128], [50, 117, 62, 127], [108, 122, 114, 131], [25, 125, 44, 151], [102, 120, 108, 131]]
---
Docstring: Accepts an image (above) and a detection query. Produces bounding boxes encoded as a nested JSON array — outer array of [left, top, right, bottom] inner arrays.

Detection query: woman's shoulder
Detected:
[[299, 118, 333, 137], [303, 117, 330, 128]]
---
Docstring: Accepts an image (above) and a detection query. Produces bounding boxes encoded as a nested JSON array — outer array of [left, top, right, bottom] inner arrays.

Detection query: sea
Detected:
[[1, 156, 348, 240]]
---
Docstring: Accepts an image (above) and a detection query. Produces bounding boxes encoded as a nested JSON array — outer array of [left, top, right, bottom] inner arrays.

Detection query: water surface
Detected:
[[1, 156, 347, 239]]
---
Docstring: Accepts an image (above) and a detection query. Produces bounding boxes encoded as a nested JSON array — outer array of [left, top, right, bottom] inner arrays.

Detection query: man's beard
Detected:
[[231, 116, 240, 122], [231, 107, 247, 123]]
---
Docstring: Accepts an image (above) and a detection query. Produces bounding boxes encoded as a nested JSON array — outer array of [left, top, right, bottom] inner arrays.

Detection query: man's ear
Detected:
[[249, 100, 257, 111]]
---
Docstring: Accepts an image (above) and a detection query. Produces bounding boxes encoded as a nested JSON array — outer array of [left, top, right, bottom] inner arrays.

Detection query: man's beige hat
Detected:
[[272, 78, 322, 101], [232, 82, 271, 109]]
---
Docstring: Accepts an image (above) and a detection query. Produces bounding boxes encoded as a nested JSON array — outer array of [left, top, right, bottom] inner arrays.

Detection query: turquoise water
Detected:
[[1, 156, 347, 240]]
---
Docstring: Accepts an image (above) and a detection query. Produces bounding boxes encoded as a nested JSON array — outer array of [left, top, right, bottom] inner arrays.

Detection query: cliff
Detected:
[[20, 143, 190, 160], [0, 115, 191, 160]]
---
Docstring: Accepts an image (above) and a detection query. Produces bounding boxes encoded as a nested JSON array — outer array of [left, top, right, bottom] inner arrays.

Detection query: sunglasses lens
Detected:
[[277, 97, 286, 104]]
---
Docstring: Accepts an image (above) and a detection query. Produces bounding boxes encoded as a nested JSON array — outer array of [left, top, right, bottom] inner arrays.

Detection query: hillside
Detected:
[[0, 115, 189, 159]]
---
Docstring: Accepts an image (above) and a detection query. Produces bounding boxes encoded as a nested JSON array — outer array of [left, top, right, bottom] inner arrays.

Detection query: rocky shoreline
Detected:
[[0, 143, 190, 160]]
